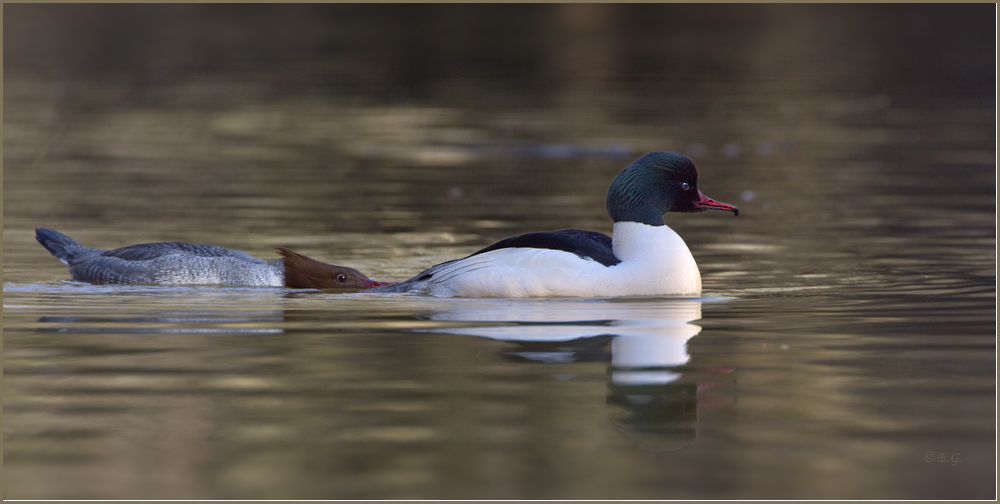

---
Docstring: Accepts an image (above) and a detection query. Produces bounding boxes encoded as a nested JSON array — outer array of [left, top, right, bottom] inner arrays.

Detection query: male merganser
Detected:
[[35, 228, 393, 289], [371, 151, 738, 297]]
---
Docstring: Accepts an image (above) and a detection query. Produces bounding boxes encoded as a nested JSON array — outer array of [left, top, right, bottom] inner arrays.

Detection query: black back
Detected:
[[468, 229, 621, 267]]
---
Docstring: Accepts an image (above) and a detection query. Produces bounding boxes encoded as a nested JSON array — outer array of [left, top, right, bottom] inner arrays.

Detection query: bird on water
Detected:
[[36, 151, 737, 297]]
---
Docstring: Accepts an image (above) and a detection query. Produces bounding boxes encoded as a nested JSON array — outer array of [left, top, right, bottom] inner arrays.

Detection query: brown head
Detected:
[[277, 247, 395, 289]]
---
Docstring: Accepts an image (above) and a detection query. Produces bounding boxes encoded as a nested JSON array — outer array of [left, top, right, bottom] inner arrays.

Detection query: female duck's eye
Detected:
[[337, 274, 347, 283], [680, 182, 691, 191]]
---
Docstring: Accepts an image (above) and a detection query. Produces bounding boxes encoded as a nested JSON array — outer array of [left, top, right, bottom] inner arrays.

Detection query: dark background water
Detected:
[[3, 4, 996, 499]]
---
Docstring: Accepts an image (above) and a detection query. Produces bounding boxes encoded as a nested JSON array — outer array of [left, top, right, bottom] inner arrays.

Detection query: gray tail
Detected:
[[35, 228, 103, 265]]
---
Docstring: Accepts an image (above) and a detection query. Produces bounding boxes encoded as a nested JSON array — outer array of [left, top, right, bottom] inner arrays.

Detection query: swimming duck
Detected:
[[371, 151, 738, 297], [35, 228, 393, 289]]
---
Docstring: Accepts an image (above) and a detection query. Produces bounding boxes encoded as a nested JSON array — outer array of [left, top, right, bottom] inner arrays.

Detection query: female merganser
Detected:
[[371, 151, 738, 297], [35, 228, 393, 289]]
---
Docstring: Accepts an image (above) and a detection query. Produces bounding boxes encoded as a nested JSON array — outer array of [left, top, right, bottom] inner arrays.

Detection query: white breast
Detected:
[[608, 221, 701, 295]]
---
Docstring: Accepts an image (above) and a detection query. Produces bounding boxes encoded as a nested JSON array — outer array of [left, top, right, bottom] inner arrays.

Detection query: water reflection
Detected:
[[26, 294, 735, 453], [415, 297, 735, 451]]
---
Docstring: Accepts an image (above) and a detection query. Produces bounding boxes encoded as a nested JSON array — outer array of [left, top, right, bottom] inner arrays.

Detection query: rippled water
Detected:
[[3, 6, 996, 499]]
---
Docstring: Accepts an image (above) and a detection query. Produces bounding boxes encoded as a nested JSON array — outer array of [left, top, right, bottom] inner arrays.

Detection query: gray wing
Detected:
[[68, 243, 270, 285], [99, 242, 261, 262]]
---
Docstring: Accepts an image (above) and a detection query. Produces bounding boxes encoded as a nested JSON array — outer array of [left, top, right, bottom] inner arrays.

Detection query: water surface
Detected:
[[3, 4, 995, 499]]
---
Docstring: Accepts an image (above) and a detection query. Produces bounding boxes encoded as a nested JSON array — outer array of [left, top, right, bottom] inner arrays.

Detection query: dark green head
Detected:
[[606, 152, 739, 226]]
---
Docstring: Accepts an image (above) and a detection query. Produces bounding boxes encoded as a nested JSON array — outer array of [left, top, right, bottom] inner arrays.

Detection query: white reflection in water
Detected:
[[422, 297, 702, 385], [415, 297, 727, 452]]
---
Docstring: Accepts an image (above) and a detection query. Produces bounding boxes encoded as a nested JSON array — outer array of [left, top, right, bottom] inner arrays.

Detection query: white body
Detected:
[[416, 222, 701, 298]]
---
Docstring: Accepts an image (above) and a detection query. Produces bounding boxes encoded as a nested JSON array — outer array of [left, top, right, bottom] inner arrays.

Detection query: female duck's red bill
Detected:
[[362, 278, 396, 289], [693, 190, 739, 216]]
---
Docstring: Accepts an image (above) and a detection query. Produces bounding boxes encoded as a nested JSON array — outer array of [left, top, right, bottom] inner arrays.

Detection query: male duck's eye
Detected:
[[680, 182, 691, 191], [337, 274, 347, 282]]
